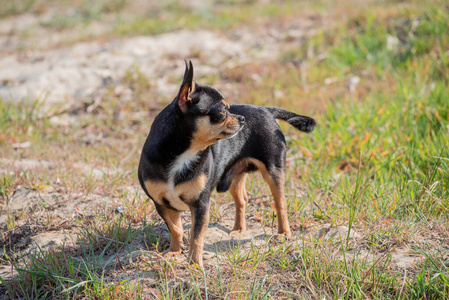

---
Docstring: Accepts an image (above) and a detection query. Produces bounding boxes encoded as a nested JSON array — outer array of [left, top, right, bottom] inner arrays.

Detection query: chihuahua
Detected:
[[138, 60, 315, 267]]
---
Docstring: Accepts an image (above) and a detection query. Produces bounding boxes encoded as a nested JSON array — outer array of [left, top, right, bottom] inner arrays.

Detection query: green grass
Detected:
[[296, 5, 449, 222], [0, 0, 38, 18], [1, 0, 449, 299], [1, 0, 324, 49]]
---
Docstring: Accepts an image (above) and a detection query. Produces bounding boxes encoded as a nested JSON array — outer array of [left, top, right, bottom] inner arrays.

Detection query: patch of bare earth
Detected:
[[0, 2, 444, 296], [1, 182, 433, 281]]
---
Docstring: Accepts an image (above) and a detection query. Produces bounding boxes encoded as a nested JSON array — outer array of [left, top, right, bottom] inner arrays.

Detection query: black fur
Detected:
[[138, 60, 315, 266], [264, 106, 316, 132]]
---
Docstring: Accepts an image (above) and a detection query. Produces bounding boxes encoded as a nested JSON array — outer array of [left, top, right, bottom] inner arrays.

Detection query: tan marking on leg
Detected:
[[144, 174, 207, 211], [143, 180, 168, 205], [229, 173, 248, 234], [160, 208, 183, 256], [266, 173, 291, 237], [188, 207, 210, 267], [175, 174, 207, 202], [245, 158, 292, 237]]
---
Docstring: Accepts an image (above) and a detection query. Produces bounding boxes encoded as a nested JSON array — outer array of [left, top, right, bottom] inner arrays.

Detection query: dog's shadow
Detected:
[[183, 223, 272, 253]]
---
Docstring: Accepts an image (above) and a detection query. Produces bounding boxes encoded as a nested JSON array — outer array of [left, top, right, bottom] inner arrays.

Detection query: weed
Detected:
[[0, 174, 14, 203]]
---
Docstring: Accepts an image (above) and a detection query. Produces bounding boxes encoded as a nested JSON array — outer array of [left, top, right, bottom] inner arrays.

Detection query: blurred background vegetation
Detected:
[[0, 0, 448, 299]]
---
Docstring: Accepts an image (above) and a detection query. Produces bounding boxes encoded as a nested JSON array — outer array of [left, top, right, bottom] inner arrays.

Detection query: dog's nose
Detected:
[[237, 115, 245, 124]]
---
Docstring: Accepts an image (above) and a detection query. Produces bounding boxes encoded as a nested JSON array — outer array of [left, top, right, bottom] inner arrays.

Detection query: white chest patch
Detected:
[[144, 150, 206, 211], [168, 149, 199, 185]]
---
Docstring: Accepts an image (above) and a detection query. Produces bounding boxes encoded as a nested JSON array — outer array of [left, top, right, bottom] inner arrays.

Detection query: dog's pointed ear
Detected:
[[178, 60, 196, 113]]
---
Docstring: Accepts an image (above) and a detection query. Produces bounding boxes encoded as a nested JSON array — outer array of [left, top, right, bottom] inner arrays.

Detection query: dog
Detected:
[[138, 60, 315, 267]]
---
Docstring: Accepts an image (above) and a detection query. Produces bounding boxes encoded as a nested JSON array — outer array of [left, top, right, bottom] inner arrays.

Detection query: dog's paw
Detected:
[[162, 249, 182, 257], [187, 251, 204, 268], [277, 231, 292, 239], [230, 228, 246, 235]]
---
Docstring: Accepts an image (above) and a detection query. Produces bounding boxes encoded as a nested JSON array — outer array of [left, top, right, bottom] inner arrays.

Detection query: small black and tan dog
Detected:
[[138, 60, 315, 267]]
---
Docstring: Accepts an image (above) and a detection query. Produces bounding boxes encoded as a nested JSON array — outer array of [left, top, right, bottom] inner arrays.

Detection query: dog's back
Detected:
[[138, 60, 315, 267]]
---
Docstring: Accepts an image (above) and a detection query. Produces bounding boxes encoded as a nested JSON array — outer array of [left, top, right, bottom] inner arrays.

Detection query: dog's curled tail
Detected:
[[265, 106, 316, 133]]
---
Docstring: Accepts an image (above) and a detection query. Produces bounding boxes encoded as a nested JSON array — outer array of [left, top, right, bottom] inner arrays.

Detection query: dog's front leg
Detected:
[[155, 203, 183, 257], [188, 196, 210, 267]]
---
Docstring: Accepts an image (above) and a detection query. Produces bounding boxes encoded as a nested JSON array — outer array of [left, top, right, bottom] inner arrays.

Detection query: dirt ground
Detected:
[[1, 1, 443, 296], [0, 1, 326, 272]]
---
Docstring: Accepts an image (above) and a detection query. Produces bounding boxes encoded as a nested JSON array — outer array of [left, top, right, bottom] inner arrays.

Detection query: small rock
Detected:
[[7, 188, 32, 210], [386, 35, 400, 51], [202, 252, 216, 261], [324, 77, 338, 85], [274, 90, 284, 99], [348, 76, 360, 93], [251, 73, 262, 82], [49, 115, 70, 127], [115, 206, 126, 215], [11, 141, 31, 149]]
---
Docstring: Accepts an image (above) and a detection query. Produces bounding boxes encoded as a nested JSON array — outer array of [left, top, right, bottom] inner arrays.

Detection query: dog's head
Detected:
[[177, 60, 245, 150]]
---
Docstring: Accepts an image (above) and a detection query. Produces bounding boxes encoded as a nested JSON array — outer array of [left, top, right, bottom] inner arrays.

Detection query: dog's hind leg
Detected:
[[229, 173, 249, 234], [264, 171, 292, 238], [251, 160, 292, 238]]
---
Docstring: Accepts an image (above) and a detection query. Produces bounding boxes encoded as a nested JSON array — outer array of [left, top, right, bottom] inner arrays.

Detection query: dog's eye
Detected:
[[221, 110, 226, 115]]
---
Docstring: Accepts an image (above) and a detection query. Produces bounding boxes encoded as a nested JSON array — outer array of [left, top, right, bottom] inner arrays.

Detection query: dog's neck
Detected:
[[150, 101, 209, 173]]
